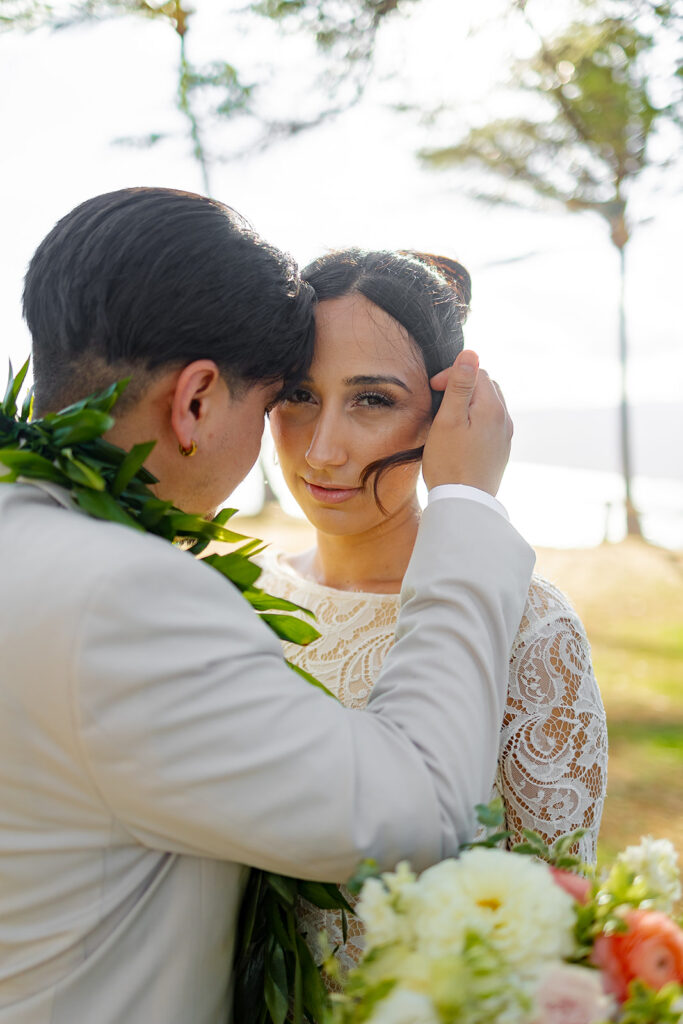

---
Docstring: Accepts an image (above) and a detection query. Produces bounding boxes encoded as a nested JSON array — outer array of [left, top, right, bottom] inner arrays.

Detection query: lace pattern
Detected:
[[258, 550, 608, 978]]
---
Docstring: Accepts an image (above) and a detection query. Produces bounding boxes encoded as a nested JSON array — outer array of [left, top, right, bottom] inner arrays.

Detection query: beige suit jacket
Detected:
[[0, 481, 534, 1023]]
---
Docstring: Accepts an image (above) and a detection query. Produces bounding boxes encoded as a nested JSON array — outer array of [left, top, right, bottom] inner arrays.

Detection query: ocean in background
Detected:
[[494, 403, 683, 548], [498, 463, 682, 550]]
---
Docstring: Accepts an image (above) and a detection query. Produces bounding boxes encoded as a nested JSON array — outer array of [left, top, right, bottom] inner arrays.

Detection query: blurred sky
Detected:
[[1, 0, 681, 544]]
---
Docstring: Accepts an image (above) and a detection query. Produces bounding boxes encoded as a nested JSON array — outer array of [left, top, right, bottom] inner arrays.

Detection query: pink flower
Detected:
[[591, 909, 683, 1004], [529, 963, 614, 1024], [550, 867, 592, 905]]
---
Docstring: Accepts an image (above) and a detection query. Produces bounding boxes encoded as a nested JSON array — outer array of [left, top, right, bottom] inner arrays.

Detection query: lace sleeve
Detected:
[[498, 576, 608, 865]]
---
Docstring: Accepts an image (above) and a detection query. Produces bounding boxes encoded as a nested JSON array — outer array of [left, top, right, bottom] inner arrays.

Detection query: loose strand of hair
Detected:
[[360, 446, 425, 516]]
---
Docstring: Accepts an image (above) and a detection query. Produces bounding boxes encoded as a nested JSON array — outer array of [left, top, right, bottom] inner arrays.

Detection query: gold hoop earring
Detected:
[[178, 440, 198, 458]]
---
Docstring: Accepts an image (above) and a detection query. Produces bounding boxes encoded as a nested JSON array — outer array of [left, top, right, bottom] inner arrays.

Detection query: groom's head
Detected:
[[24, 187, 314, 414], [23, 187, 316, 513]]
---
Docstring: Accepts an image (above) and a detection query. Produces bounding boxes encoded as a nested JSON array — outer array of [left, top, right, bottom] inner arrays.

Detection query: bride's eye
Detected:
[[355, 391, 395, 408], [286, 387, 315, 404]]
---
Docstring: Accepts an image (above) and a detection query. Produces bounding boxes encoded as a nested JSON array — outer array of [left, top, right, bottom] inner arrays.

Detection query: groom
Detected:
[[0, 188, 534, 1023]]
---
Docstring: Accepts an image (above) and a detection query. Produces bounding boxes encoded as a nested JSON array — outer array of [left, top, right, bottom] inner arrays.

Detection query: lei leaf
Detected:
[[0, 360, 347, 1024], [2, 358, 30, 417]]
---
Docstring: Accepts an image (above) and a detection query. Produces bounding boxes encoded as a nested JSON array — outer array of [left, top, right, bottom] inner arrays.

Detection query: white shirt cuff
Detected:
[[427, 484, 509, 522]]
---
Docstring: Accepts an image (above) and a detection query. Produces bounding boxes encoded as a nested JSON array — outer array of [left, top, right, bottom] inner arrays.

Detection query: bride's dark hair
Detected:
[[301, 248, 471, 511]]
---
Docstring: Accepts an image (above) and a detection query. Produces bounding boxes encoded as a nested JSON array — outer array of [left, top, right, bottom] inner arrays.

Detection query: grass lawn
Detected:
[[534, 540, 683, 870], [239, 511, 683, 873]]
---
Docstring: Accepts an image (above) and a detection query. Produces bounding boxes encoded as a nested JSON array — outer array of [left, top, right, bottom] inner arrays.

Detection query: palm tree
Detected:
[[422, 1, 682, 537]]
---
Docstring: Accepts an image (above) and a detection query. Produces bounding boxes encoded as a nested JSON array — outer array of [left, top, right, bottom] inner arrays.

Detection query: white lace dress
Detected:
[[257, 548, 608, 979]]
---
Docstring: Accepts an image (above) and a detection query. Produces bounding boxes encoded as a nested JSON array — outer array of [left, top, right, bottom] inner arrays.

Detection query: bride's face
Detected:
[[269, 292, 433, 536]]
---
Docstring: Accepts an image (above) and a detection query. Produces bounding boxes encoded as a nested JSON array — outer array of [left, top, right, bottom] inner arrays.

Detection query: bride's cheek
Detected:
[[269, 412, 292, 448], [383, 416, 428, 451]]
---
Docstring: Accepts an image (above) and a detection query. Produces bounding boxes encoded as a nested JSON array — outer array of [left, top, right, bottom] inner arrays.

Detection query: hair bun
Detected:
[[402, 251, 472, 311]]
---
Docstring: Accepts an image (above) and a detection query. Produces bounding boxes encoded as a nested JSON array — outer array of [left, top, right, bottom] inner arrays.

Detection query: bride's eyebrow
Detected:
[[343, 374, 411, 392]]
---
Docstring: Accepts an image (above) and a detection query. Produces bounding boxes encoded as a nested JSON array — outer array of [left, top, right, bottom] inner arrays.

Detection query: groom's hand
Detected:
[[422, 350, 513, 496]]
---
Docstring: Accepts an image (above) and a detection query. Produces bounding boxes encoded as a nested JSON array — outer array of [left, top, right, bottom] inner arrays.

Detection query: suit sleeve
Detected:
[[73, 498, 534, 880]]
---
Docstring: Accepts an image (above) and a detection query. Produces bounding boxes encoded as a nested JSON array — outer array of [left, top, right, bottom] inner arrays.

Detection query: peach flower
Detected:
[[591, 909, 683, 1003], [550, 867, 592, 905]]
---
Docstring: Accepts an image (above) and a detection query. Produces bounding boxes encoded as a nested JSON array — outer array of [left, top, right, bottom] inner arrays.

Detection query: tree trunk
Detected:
[[616, 241, 643, 538]]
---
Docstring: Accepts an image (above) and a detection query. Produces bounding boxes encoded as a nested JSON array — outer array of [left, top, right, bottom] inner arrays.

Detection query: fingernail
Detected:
[[459, 363, 476, 376]]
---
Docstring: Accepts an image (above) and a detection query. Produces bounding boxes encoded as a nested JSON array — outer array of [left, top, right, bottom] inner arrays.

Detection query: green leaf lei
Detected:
[[0, 360, 351, 1024]]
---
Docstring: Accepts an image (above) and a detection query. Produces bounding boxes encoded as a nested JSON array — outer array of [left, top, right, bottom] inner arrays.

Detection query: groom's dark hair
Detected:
[[23, 187, 316, 413]]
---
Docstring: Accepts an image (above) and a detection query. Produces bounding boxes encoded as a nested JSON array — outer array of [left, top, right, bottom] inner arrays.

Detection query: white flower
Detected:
[[411, 849, 577, 970], [617, 835, 681, 912], [357, 864, 419, 952], [382, 860, 417, 899], [529, 963, 615, 1024], [357, 878, 413, 951], [366, 988, 440, 1024], [408, 858, 470, 958]]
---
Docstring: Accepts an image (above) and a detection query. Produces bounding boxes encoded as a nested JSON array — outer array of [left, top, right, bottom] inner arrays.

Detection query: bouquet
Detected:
[[329, 806, 683, 1024]]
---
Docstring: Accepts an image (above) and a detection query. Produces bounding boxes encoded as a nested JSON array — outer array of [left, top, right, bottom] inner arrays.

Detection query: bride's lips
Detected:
[[303, 480, 362, 504]]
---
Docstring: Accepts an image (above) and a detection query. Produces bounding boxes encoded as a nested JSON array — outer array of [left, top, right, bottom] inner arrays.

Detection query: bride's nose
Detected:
[[305, 411, 349, 470]]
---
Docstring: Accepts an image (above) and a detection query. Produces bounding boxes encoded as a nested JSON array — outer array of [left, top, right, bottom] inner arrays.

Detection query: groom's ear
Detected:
[[170, 360, 224, 451]]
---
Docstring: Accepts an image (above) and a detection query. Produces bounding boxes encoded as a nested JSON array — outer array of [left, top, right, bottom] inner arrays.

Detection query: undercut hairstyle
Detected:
[[23, 187, 316, 414], [301, 248, 471, 511]]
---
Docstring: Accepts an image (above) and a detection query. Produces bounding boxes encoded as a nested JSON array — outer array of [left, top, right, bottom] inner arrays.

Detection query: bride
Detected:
[[257, 247, 608, 977]]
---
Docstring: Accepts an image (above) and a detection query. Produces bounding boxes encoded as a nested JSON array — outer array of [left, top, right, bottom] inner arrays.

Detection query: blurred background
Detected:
[[1, 0, 681, 864]]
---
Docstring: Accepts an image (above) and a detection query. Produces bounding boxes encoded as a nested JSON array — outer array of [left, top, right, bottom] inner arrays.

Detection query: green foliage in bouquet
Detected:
[[466, 799, 588, 871], [0, 360, 345, 1024], [618, 980, 683, 1024], [618, 978, 683, 1024], [346, 800, 589, 896], [573, 842, 683, 958]]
